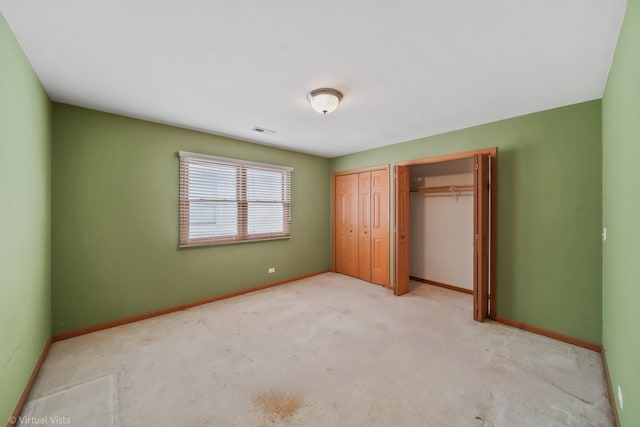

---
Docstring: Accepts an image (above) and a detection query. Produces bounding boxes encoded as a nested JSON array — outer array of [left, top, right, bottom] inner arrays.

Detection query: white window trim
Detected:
[[178, 151, 293, 247]]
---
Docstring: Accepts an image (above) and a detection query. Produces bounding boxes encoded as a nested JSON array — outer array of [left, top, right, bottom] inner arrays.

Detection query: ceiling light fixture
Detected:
[[307, 88, 343, 114]]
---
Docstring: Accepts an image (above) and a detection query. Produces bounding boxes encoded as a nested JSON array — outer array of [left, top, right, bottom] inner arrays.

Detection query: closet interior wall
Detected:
[[409, 159, 474, 292], [334, 167, 390, 287]]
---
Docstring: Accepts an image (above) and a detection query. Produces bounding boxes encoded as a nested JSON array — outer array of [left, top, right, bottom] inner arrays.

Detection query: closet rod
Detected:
[[413, 185, 474, 194]]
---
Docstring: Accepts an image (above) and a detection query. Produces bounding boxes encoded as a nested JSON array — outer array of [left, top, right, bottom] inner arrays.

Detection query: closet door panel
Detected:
[[334, 175, 349, 274], [358, 172, 371, 282], [345, 174, 360, 277], [371, 169, 390, 286], [395, 165, 410, 295], [473, 154, 490, 321]]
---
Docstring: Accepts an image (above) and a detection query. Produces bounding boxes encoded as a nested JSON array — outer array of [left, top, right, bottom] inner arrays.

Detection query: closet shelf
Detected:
[[413, 185, 474, 194]]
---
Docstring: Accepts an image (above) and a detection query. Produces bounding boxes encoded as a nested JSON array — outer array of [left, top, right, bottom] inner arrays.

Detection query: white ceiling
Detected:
[[0, 1, 627, 158]]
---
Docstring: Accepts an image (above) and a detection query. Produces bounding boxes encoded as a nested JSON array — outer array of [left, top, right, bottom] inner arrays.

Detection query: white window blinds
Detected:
[[179, 151, 292, 247]]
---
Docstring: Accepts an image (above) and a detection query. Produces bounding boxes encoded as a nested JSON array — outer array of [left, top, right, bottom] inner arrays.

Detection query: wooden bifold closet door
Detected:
[[393, 148, 495, 321], [335, 168, 389, 287], [335, 173, 359, 277]]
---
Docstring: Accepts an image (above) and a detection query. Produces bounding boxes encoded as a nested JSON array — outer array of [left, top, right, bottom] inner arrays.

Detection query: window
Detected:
[[179, 151, 292, 247]]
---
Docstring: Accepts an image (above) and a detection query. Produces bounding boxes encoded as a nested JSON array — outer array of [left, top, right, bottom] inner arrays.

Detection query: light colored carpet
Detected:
[[23, 273, 613, 426], [18, 373, 118, 427]]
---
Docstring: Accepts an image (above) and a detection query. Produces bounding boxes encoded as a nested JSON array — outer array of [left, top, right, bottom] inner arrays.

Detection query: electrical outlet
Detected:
[[602, 227, 607, 242], [618, 385, 623, 410], [268, 267, 275, 274]]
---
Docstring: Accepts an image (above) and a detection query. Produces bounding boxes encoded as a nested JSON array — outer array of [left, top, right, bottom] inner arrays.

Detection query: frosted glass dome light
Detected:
[[307, 88, 343, 114]]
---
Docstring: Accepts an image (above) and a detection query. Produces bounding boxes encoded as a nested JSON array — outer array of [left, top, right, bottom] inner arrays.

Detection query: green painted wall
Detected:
[[602, 0, 640, 424], [0, 13, 51, 424], [331, 100, 603, 344], [51, 104, 331, 334]]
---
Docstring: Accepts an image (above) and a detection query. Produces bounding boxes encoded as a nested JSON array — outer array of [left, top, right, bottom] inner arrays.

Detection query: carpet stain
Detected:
[[253, 391, 302, 423]]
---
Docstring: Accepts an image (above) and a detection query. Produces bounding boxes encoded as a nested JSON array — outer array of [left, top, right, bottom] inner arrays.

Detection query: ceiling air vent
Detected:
[[251, 126, 276, 135]]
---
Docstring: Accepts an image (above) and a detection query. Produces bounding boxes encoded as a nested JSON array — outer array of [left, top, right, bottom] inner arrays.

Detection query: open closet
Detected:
[[395, 148, 496, 321], [409, 159, 475, 294]]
